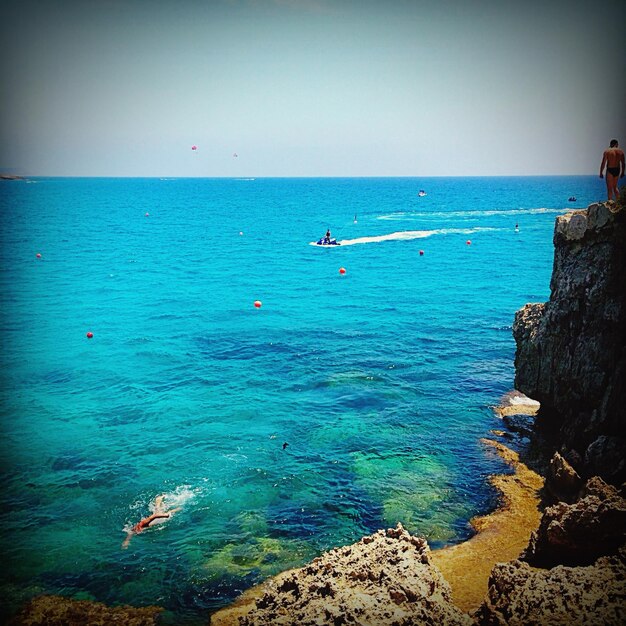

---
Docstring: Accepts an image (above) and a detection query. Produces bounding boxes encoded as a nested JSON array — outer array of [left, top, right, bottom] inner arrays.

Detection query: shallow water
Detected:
[[0, 176, 600, 623]]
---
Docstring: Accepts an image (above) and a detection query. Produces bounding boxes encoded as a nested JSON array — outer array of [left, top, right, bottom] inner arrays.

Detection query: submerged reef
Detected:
[[8, 595, 162, 625], [430, 440, 543, 612]]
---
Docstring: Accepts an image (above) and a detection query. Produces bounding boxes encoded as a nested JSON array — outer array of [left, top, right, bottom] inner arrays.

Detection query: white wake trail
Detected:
[[310, 227, 499, 247]]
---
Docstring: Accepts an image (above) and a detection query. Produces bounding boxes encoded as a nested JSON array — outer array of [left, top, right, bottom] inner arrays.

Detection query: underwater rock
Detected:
[[431, 439, 544, 613], [8, 594, 163, 625], [501, 413, 534, 438]]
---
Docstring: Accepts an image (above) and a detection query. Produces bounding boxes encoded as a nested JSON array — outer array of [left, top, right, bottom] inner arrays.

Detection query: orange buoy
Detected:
[[466, 240, 471, 245], [419, 250, 424, 256], [86, 331, 94, 339], [36, 253, 42, 259], [254, 300, 262, 308], [339, 267, 346, 275]]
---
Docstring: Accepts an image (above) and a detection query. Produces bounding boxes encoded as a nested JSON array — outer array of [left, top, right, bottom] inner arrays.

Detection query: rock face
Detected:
[[490, 204, 626, 624], [512, 203, 626, 483], [544, 451, 583, 503], [474, 472, 626, 625], [474, 547, 626, 626], [213, 524, 471, 626], [522, 476, 626, 568]]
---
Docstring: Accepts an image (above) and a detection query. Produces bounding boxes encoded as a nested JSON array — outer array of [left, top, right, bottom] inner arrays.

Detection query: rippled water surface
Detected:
[[0, 176, 600, 623]]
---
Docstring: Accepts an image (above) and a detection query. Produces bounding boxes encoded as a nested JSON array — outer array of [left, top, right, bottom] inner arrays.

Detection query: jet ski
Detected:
[[316, 237, 341, 246]]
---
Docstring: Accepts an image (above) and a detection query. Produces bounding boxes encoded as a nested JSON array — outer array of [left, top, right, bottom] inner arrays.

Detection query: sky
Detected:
[[1, 0, 625, 177]]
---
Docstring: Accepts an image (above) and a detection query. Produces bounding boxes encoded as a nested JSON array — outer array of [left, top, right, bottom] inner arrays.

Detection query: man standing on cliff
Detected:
[[599, 139, 625, 202]]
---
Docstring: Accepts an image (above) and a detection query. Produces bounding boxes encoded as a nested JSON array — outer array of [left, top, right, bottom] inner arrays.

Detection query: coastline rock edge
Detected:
[[211, 524, 471, 626], [512, 202, 626, 484]]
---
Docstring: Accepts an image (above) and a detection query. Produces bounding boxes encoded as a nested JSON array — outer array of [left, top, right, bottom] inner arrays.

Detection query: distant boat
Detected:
[[418, 190, 427, 197], [568, 196, 576, 202]]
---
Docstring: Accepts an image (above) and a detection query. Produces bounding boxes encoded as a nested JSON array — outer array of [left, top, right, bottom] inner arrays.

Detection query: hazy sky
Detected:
[[1, 0, 625, 177]]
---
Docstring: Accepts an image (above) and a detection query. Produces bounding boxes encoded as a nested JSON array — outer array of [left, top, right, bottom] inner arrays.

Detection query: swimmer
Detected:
[[282, 442, 289, 450], [122, 495, 181, 549]]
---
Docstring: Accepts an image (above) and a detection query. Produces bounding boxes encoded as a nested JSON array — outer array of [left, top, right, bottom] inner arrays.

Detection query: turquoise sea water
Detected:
[[0, 176, 601, 623]]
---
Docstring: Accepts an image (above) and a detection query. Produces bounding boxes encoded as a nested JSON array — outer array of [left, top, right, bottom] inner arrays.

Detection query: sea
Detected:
[[0, 176, 602, 624]]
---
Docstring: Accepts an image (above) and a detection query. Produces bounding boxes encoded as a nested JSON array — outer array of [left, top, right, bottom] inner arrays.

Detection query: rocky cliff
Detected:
[[475, 471, 626, 625], [512, 202, 626, 483]]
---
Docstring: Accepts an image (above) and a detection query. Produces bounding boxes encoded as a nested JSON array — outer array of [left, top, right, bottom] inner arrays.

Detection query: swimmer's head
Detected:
[[610, 139, 618, 147]]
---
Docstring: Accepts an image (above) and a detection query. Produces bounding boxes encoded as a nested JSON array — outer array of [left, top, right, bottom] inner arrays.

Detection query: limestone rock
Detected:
[[219, 524, 471, 626], [493, 390, 540, 419], [579, 475, 626, 501], [8, 594, 163, 626], [512, 203, 626, 483], [586, 202, 612, 229], [545, 452, 582, 502], [501, 413, 534, 438], [474, 547, 626, 626], [555, 210, 587, 240], [522, 477, 626, 568]]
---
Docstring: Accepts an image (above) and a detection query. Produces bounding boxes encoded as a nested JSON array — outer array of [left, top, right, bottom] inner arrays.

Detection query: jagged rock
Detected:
[[522, 477, 626, 567], [474, 547, 626, 626], [218, 524, 471, 626], [513, 203, 626, 484], [8, 594, 162, 625], [585, 435, 626, 483], [501, 413, 534, 438], [561, 447, 583, 470], [545, 452, 582, 502], [580, 475, 624, 500]]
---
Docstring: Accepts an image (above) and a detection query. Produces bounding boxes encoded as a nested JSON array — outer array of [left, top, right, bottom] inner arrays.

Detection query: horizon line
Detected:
[[1, 173, 598, 180]]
